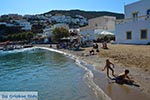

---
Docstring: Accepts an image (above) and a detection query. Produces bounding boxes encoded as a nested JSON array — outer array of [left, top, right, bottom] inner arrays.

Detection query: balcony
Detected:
[[116, 15, 150, 24]]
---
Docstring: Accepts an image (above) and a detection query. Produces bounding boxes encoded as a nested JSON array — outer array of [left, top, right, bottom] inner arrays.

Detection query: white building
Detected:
[[0, 22, 16, 27], [81, 16, 116, 31], [42, 29, 51, 43], [43, 28, 53, 37], [115, 0, 150, 44], [79, 29, 96, 42], [0, 22, 7, 25], [14, 20, 32, 31], [49, 14, 87, 26], [53, 23, 69, 30], [50, 15, 67, 23], [80, 16, 115, 41]]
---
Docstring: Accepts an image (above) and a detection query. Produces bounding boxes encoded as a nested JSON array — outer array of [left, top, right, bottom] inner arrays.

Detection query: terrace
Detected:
[[116, 15, 150, 25]]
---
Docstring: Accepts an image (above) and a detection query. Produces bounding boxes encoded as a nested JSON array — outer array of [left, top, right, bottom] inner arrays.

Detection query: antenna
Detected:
[[123, 0, 126, 6], [123, 1, 125, 13]]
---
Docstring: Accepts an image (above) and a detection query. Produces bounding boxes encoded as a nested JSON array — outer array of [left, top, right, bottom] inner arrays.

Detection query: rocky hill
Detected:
[[44, 9, 124, 19]]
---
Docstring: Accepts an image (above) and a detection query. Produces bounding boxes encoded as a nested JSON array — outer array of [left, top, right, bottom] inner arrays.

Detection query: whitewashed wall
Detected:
[[125, 0, 150, 18], [116, 20, 150, 44], [115, 0, 150, 44]]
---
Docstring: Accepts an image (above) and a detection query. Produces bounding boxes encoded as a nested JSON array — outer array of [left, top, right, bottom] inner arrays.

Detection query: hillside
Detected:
[[44, 9, 124, 19]]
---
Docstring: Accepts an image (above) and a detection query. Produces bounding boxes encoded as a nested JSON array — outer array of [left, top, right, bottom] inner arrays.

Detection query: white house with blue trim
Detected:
[[115, 0, 150, 44]]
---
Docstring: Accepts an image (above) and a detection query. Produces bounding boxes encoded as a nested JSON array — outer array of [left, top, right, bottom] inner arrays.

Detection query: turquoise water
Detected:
[[0, 48, 110, 100]]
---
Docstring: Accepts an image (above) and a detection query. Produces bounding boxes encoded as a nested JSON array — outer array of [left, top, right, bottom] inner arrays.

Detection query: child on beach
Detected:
[[115, 69, 134, 84], [102, 59, 115, 78]]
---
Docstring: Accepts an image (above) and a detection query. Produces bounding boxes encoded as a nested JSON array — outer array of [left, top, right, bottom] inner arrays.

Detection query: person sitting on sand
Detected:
[[115, 69, 134, 84], [102, 42, 108, 49], [93, 43, 98, 49], [89, 49, 95, 55], [96, 49, 100, 52], [102, 59, 115, 78]]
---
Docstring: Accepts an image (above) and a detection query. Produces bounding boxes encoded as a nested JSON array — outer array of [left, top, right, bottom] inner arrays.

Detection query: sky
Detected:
[[0, 0, 139, 15]]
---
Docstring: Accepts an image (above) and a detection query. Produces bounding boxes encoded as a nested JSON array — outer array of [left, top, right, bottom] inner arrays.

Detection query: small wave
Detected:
[[0, 47, 36, 55], [75, 59, 111, 100]]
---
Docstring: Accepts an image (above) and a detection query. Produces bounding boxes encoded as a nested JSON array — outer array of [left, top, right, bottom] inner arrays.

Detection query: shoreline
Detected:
[[34, 44, 150, 100]]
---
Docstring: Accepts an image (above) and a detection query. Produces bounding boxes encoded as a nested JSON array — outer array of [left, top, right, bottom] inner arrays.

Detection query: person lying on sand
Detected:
[[102, 59, 115, 78], [115, 69, 134, 84]]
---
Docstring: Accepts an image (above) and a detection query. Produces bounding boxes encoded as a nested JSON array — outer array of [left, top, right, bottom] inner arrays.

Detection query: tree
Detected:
[[6, 32, 35, 42], [52, 27, 69, 42], [26, 32, 35, 42]]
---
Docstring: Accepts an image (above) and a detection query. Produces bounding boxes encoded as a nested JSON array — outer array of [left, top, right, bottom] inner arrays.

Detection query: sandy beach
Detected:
[[35, 44, 150, 100]]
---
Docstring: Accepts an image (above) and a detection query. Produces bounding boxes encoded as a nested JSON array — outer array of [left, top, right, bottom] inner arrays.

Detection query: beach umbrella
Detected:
[[100, 31, 114, 35]]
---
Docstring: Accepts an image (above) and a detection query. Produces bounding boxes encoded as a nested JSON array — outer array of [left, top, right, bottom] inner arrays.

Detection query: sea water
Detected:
[[0, 47, 110, 100]]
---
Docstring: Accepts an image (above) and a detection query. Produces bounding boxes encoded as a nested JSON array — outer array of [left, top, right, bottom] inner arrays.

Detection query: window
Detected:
[[141, 29, 148, 39], [147, 9, 150, 18], [95, 23, 98, 28], [133, 12, 138, 21], [126, 31, 132, 40]]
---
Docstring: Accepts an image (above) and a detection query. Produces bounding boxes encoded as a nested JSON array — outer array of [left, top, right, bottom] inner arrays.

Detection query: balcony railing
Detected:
[[116, 15, 150, 24]]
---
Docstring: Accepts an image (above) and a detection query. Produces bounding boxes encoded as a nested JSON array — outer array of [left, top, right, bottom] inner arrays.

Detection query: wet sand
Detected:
[[35, 44, 150, 100], [93, 70, 149, 100]]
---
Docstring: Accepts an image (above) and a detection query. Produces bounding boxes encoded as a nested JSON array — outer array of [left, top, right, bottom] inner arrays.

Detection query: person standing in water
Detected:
[[102, 59, 115, 78]]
